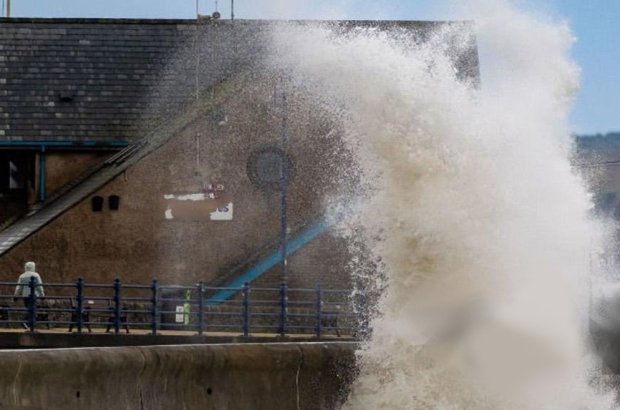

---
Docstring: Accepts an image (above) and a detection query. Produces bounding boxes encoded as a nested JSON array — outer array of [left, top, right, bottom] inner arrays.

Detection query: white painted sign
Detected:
[[162, 184, 233, 221], [210, 203, 233, 221], [175, 305, 185, 323]]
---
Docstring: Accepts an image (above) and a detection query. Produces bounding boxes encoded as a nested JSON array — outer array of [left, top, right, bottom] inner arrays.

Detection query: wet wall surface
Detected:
[[0, 342, 357, 409]]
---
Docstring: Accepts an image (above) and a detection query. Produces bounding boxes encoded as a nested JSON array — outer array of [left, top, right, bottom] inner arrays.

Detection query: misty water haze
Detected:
[[268, 1, 616, 407]]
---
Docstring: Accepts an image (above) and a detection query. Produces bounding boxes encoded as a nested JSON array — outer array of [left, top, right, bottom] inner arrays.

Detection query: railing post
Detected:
[[27, 276, 37, 333], [278, 282, 288, 337], [113, 277, 121, 335], [76, 277, 84, 334], [196, 281, 205, 336], [150, 279, 158, 336], [315, 283, 322, 339], [242, 282, 250, 337]]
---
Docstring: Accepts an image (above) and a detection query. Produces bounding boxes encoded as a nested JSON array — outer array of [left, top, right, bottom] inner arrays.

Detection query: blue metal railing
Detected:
[[0, 277, 365, 339]]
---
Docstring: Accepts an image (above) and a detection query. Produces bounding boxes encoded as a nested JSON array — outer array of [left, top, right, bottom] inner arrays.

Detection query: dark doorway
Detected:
[[0, 151, 35, 221]]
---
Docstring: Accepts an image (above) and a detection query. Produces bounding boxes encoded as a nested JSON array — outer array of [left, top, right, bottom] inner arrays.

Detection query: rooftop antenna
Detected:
[[231, 0, 234, 20], [212, 0, 220, 20], [6, 0, 10, 17]]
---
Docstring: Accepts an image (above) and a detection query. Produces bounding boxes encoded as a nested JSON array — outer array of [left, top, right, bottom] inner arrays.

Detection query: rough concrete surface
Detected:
[[0, 342, 357, 409]]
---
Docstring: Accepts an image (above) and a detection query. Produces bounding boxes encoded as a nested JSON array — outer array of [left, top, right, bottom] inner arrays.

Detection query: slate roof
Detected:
[[0, 18, 480, 144], [0, 18, 197, 141]]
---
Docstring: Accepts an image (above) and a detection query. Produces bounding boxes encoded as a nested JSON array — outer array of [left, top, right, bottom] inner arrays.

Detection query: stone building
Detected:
[[0, 18, 479, 296]]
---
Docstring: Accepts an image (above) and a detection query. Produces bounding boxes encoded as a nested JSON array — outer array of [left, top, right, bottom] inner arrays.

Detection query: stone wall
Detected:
[[0, 79, 355, 293], [0, 343, 357, 410], [45, 151, 111, 196]]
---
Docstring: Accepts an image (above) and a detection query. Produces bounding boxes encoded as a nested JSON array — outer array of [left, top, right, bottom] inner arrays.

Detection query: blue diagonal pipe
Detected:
[[206, 220, 330, 305]]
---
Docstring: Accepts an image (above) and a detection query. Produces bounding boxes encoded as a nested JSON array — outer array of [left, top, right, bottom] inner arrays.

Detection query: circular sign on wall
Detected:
[[247, 146, 295, 190]]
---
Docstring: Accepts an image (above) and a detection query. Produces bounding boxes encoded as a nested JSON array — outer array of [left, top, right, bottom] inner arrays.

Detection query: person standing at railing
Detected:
[[13, 261, 45, 329]]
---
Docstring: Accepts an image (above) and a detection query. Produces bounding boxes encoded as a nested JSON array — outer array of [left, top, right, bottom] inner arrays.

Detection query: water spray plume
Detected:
[[270, 1, 615, 408]]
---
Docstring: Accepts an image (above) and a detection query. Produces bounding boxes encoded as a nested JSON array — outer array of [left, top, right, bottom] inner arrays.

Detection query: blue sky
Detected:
[[4, 0, 619, 134]]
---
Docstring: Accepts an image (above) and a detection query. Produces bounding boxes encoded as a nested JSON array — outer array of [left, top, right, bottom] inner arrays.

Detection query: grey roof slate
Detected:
[[0, 18, 197, 141]]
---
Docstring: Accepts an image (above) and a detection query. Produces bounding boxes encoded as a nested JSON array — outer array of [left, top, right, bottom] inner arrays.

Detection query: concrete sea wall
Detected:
[[0, 342, 357, 409]]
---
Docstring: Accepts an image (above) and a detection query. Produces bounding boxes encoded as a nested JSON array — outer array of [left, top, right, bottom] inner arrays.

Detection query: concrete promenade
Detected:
[[0, 327, 354, 349]]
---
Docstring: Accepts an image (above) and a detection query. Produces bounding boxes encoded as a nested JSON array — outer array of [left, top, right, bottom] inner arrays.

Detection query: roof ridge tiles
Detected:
[[0, 18, 200, 25]]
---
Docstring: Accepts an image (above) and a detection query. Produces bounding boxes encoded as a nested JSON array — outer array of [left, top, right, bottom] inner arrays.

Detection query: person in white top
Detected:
[[14, 261, 45, 305], [14, 261, 45, 329]]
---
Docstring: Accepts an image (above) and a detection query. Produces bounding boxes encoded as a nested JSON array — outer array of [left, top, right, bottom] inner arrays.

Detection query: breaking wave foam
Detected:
[[270, 1, 614, 408]]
